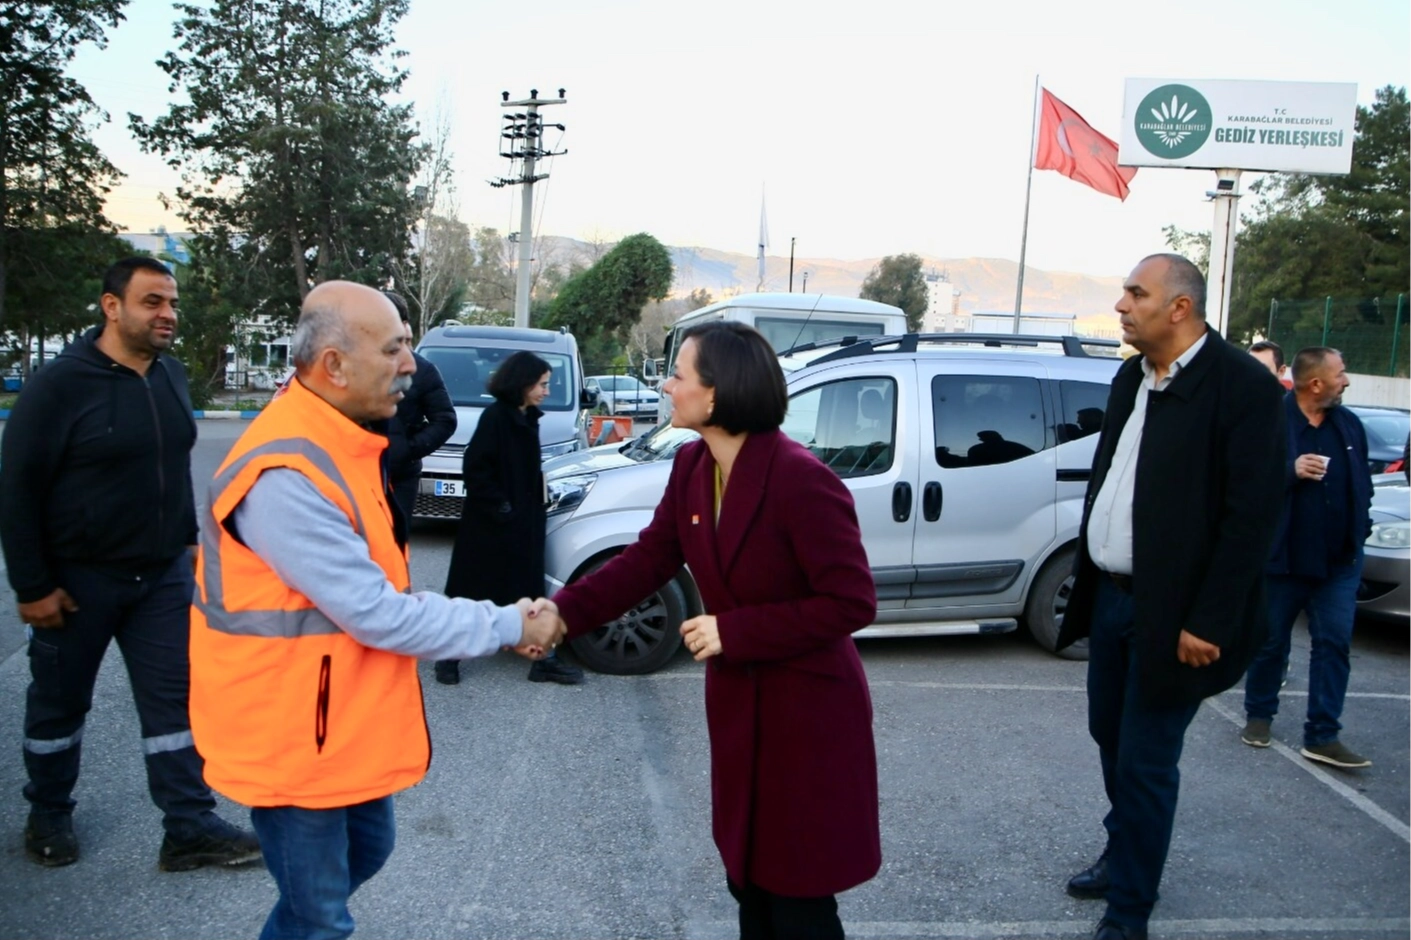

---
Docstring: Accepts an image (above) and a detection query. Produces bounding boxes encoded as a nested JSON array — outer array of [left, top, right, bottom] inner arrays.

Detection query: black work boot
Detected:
[[25, 812, 79, 867], [434, 659, 461, 685], [158, 814, 261, 872]]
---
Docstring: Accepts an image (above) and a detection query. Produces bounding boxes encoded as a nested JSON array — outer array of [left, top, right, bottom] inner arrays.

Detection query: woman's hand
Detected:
[[681, 614, 722, 662]]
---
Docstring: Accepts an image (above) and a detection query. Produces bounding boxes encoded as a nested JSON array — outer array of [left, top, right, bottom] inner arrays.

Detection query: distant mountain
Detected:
[[535, 235, 1124, 321]]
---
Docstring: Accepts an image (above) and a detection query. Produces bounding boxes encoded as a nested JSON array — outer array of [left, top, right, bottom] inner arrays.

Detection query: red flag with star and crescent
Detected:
[[1034, 89, 1137, 201]]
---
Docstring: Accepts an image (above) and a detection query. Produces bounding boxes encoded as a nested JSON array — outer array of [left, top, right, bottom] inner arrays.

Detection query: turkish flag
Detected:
[[1034, 89, 1137, 201]]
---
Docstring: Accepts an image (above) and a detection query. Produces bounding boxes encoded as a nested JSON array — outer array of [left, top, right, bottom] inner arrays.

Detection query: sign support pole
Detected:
[[1205, 168, 1242, 336]]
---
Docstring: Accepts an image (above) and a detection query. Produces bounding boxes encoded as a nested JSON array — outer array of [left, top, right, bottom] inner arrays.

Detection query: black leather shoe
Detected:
[[1067, 854, 1110, 899], [528, 655, 585, 685], [1093, 917, 1147, 940], [434, 660, 460, 685]]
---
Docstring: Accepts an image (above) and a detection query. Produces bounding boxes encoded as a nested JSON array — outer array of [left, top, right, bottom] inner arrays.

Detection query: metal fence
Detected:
[[1266, 294, 1408, 377]]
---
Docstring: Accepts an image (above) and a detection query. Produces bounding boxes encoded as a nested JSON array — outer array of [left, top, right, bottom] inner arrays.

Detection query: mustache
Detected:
[[389, 374, 413, 396]]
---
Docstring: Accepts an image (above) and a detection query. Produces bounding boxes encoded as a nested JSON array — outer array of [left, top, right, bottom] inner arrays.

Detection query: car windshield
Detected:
[[419, 346, 576, 410], [622, 422, 699, 462]]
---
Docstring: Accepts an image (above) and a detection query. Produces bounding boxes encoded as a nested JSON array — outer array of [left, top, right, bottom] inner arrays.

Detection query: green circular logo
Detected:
[[1134, 84, 1212, 159]]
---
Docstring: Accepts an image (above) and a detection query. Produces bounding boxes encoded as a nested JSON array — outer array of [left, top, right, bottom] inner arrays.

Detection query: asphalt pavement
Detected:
[[0, 421, 1406, 940]]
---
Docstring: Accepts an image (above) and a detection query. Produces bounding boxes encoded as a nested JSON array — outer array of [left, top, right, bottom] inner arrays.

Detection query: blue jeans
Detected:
[[1244, 554, 1363, 746], [1087, 576, 1201, 930], [249, 797, 396, 940]]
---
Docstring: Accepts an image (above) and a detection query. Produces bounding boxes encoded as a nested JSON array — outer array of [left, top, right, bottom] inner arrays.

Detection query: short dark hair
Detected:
[[1141, 252, 1207, 320], [382, 290, 410, 323], [487, 350, 552, 405], [683, 321, 788, 434], [101, 257, 173, 302], [1292, 346, 1341, 387], [1248, 340, 1284, 371]]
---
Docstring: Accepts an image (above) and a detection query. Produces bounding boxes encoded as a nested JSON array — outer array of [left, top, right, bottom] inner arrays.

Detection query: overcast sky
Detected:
[[69, 0, 1409, 279]]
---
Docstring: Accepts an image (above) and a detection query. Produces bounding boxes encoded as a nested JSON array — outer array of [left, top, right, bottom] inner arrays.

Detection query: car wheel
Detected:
[[567, 559, 687, 675], [1024, 546, 1089, 661]]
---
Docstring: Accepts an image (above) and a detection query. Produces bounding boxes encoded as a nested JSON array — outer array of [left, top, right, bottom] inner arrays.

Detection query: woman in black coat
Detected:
[[435, 351, 584, 685]]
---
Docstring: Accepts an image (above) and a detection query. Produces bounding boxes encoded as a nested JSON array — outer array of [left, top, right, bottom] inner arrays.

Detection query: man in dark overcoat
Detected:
[[1056, 253, 1286, 940], [380, 291, 456, 522]]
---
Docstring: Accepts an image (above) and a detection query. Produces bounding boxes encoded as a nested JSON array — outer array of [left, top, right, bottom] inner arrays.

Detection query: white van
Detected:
[[649, 293, 907, 422]]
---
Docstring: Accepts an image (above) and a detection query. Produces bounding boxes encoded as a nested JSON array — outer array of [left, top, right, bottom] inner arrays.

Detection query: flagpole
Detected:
[[1013, 74, 1040, 332]]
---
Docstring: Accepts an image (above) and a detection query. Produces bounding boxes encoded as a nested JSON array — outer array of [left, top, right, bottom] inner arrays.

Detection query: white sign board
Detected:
[[1119, 79, 1357, 174]]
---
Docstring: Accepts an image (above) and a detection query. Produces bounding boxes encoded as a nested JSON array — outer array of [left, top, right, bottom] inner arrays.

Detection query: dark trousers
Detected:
[[391, 476, 418, 526], [727, 877, 843, 940], [22, 555, 216, 835], [1087, 576, 1201, 930]]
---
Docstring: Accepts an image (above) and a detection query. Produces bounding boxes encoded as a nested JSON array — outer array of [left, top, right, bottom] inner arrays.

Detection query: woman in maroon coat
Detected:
[[548, 322, 880, 939]]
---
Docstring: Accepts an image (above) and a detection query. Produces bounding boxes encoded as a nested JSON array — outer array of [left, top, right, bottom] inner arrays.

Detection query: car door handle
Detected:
[[922, 481, 943, 522], [892, 482, 912, 522]]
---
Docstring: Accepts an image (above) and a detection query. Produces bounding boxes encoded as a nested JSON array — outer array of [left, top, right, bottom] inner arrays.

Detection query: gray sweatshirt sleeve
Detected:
[[231, 468, 523, 659]]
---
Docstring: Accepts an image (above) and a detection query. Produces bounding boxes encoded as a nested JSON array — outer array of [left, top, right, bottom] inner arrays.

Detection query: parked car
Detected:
[[1358, 475, 1410, 622], [1347, 405, 1409, 474], [543, 333, 1123, 674], [585, 374, 660, 420], [412, 325, 596, 520]]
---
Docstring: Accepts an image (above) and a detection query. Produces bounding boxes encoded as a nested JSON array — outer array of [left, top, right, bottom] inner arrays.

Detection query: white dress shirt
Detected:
[[1087, 333, 1208, 575]]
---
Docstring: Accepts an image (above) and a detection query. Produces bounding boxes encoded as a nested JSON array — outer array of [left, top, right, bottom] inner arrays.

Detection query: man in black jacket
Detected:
[[0, 257, 258, 870], [1241, 347, 1373, 769], [381, 291, 456, 522], [1056, 254, 1285, 940]]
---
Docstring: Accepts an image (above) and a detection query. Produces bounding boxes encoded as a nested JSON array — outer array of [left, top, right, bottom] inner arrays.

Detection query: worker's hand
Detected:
[[512, 597, 565, 659], [18, 589, 79, 630], [1177, 629, 1221, 668], [681, 614, 722, 662]]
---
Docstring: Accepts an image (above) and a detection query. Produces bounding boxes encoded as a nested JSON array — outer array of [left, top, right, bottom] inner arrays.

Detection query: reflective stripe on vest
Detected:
[[198, 437, 367, 639]]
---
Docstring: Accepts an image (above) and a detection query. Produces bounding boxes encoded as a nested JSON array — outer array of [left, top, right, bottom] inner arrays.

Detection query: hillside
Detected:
[[536, 235, 1125, 322]]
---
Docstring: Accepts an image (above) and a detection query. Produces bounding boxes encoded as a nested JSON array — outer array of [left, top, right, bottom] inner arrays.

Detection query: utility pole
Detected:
[[490, 89, 567, 329], [789, 237, 796, 292]]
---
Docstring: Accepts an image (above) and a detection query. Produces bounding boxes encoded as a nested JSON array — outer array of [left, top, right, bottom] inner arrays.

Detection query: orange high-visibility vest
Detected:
[[190, 378, 428, 808]]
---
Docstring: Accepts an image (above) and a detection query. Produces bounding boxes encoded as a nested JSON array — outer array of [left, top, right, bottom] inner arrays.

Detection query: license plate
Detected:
[[433, 479, 463, 497]]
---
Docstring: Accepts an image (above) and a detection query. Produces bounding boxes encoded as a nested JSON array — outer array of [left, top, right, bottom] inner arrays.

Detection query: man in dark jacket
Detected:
[[1241, 347, 1373, 769], [380, 292, 456, 522], [1056, 254, 1285, 940], [0, 257, 259, 870]]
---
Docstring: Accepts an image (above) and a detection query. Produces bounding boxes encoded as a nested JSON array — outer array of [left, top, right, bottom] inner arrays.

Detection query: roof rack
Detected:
[[779, 332, 1121, 366]]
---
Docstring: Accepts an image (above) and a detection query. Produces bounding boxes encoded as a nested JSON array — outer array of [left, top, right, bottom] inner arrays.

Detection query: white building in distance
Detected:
[[922, 270, 966, 333]]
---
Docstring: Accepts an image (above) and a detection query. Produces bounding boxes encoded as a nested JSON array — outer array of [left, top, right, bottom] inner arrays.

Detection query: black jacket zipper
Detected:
[[143, 369, 166, 557]]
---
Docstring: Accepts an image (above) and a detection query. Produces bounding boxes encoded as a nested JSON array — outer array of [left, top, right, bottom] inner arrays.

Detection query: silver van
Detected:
[[543, 333, 1122, 674], [413, 325, 595, 519]]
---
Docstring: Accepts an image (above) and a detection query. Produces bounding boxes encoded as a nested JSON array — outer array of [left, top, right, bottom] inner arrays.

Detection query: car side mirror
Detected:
[[581, 387, 600, 408], [642, 359, 657, 379]]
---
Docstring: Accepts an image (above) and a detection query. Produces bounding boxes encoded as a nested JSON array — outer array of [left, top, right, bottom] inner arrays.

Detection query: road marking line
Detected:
[[685, 916, 1411, 939], [1203, 696, 1410, 844]]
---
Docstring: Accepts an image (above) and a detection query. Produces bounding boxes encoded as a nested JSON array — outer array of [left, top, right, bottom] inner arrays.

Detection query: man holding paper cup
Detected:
[[1241, 347, 1374, 769]]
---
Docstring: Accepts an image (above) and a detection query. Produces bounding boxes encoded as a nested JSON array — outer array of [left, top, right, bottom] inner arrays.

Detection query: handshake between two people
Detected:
[[508, 598, 567, 660], [503, 600, 725, 663]]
